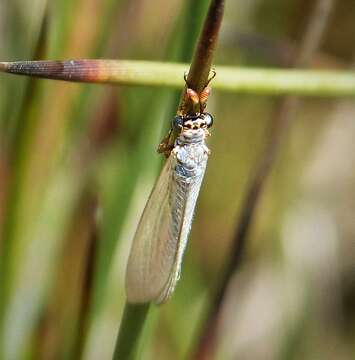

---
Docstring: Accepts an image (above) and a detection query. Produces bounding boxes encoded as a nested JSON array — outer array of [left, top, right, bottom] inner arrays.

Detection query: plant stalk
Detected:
[[112, 0, 223, 359], [112, 303, 150, 360], [2, 60, 355, 96]]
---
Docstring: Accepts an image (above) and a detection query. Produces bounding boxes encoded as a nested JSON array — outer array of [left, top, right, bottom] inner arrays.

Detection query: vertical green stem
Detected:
[[112, 303, 150, 360], [112, 0, 223, 358]]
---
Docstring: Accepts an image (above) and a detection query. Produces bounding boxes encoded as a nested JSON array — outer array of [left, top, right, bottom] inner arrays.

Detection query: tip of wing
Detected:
[[125, 260, 180, 305], [125, 271, 160, 304]]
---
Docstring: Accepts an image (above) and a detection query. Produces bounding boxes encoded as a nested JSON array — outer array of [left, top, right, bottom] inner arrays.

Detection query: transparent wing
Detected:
[[158, 161, 207, 303], [125, 152, 207, 304], [125, 153, 207, 304], [125, 156, 177, 303]]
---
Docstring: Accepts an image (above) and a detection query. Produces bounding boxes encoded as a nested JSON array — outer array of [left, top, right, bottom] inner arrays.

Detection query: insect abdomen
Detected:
[[156, 154, 207, 303]]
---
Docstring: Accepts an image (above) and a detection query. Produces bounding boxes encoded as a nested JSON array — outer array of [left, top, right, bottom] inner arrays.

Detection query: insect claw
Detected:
[[203, 144, 211, 155], [157, 143, 174, 157], [157, 129, 175, 157], [183, 72, 191, 88], [205, 69, 216, 87], [171, 146, 179, 156]]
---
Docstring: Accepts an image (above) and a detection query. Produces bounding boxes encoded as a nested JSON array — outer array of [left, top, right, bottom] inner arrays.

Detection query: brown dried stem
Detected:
[[177, 0, 224, 116], [184, 0, 224, 94], [194, 0, 336, 358]]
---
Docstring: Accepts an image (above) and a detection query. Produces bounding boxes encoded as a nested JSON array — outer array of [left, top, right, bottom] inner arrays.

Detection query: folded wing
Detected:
[[125, 156, 177, 303], [125, 153, 207, 304]]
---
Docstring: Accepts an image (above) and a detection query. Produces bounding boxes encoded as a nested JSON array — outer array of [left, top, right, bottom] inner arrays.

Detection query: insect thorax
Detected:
[[176, 128, 206, 145]]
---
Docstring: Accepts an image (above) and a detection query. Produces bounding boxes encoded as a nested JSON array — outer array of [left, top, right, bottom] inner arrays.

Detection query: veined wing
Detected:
[[125, 153, 207, 304]]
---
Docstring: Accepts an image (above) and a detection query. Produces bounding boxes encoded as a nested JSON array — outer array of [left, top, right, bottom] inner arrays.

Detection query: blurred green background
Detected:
[[1, 0, 355, 359]]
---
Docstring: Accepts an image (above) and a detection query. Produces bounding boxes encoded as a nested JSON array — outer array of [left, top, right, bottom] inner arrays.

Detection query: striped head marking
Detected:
[[172, 113, 213, 132]]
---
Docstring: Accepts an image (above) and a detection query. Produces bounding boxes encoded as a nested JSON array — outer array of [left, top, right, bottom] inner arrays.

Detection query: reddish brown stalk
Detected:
[[185, 0, 224, 93], [193, 0, 336, 359], [0, 60, 109, 83], [178, 0, 224, 115]]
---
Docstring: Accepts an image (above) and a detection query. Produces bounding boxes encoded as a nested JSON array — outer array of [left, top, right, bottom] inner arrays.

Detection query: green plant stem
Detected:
[[2, 60, 355, 96], [110, 2, 211, 359], [112, 303, 150, 360]]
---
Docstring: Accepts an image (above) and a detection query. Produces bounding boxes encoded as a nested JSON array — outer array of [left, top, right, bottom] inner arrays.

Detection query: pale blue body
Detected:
[[126, 124, 210, 304]]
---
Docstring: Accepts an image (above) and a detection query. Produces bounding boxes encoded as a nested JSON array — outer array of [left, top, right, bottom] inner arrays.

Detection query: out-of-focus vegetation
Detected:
[[1, 0, 355, 359]]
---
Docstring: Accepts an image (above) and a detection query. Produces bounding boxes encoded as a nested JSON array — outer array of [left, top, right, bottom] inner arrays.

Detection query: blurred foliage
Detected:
[[1, 0, 355, 359]]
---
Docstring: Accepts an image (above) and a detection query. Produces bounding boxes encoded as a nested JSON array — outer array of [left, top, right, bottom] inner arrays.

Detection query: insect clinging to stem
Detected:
[[125, 70, 216, 304]]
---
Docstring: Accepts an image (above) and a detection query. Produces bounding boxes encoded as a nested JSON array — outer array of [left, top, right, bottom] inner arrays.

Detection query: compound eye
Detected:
[[203, 113, 213, 128], [172, 116, 184, 131]]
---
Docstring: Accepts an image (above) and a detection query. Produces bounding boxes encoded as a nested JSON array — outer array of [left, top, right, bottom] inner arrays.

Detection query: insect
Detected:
[[125, 72, 215, 304]]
